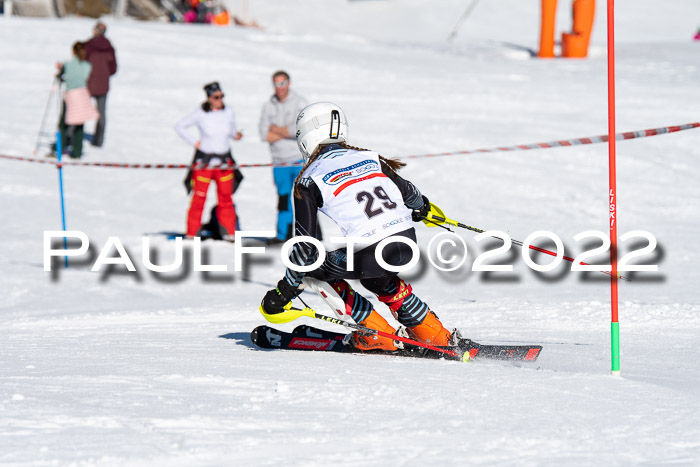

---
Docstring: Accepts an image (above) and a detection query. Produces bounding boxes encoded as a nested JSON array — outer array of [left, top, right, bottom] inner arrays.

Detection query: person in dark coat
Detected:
[[84, 21, 117, 147]]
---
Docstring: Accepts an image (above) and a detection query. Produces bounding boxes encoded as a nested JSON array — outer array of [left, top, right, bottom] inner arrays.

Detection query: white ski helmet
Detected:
[[296, 102, 349, 161]]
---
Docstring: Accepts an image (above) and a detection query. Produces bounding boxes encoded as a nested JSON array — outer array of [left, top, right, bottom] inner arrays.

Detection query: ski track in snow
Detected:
[[2, 0, 700, 464]]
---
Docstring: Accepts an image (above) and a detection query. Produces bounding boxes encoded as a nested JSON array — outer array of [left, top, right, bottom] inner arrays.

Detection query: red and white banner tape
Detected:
[[1, 122, 698, 169]]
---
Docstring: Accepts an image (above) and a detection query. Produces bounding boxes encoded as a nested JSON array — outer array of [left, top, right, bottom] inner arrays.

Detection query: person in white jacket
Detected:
[[175, 82, 242, 239], [258, 70, 308, 242]]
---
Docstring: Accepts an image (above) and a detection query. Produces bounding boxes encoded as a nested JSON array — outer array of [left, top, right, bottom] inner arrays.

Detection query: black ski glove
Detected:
[[411, 195, 431, 222], [261, 279, 302, 314]]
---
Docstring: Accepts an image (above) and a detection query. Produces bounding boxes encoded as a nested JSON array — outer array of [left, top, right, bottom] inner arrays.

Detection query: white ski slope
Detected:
[[1, 1, 699, 465]]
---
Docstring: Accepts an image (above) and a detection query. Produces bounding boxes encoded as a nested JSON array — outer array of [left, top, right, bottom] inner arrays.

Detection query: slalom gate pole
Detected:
[[33, 78, 58, 156], [607, 0, 621, 376], [55, 83, 68, 268], [426, 214, 630, 282]]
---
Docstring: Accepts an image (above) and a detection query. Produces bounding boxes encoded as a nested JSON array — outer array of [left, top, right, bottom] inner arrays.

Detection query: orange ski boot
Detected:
[[407, 311, 452, 347], [351, 310, 400, 351]]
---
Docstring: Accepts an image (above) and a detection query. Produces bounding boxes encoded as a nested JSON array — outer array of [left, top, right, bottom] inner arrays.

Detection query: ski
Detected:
[[250, 325, 542, 362], [251, 324, 349, 353]]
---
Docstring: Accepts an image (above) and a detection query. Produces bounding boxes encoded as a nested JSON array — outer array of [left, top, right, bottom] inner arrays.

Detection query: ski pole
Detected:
[[259, 303, 462, 359], [34, 78, 59, 155], [425, 212, 631, 282], [447, 0, 480, 42], [55, 82, 68, 268]]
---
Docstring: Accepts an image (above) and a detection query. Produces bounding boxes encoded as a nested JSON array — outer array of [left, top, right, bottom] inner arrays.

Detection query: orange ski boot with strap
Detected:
[[407, 310, 452, 347], [351, 310, 400, 351]]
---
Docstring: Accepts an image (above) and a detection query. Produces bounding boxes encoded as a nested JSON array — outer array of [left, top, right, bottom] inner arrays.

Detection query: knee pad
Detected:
[[375, 277, 413, 313], [278, 194, 289, 212], [374, 277, 429, 328]]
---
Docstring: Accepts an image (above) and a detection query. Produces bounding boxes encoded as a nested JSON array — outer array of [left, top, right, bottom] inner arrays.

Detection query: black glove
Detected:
[[261, 279, 302, 314], [411, 195, 431, 222]]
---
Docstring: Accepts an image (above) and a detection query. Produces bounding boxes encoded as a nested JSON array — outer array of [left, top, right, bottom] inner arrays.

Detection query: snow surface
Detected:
[[1, 1, 700, 465]]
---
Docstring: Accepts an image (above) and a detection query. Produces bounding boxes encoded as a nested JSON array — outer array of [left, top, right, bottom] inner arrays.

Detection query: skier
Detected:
[[260, 102, 454, 350], [175, 81, 243, 240]]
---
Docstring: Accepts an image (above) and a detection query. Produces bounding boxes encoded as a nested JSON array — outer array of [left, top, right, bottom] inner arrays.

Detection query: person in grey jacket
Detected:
[[258, 70, 308, 242]]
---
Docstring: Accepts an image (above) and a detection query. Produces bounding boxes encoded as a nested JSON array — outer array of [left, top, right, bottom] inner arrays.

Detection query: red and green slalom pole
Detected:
[[607, 0, 620, 376]]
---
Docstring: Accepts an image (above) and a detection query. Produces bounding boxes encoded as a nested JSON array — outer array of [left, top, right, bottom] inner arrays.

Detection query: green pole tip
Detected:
[[611, 321, 620, 373]]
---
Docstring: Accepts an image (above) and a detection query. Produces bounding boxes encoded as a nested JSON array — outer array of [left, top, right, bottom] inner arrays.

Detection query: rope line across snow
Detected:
[[1, 122, 698, 170]]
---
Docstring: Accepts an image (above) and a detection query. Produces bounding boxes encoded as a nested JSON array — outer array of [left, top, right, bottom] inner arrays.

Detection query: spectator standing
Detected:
[[85, 21, 117, 147], [259, 70, 308, 242], [175, 82, 243, 240], [55, 42, 99, 159]]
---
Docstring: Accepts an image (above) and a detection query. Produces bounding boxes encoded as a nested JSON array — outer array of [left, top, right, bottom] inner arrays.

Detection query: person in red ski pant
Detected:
[[186, 168, 235, 238], [175, 82, 243, 240]]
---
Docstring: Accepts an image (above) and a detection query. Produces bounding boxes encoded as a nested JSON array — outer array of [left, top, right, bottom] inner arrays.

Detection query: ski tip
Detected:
[[465, 344, 542, 362], [524, 347, 542, 361]]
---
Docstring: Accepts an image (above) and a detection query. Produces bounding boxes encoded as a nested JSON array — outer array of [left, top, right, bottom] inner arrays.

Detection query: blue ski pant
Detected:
[[273, 164, 302, 240]]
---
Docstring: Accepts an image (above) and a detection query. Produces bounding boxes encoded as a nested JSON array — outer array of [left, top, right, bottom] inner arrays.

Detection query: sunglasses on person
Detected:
[[273, 80, 289, 88], [210, 93, 224, 100]]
